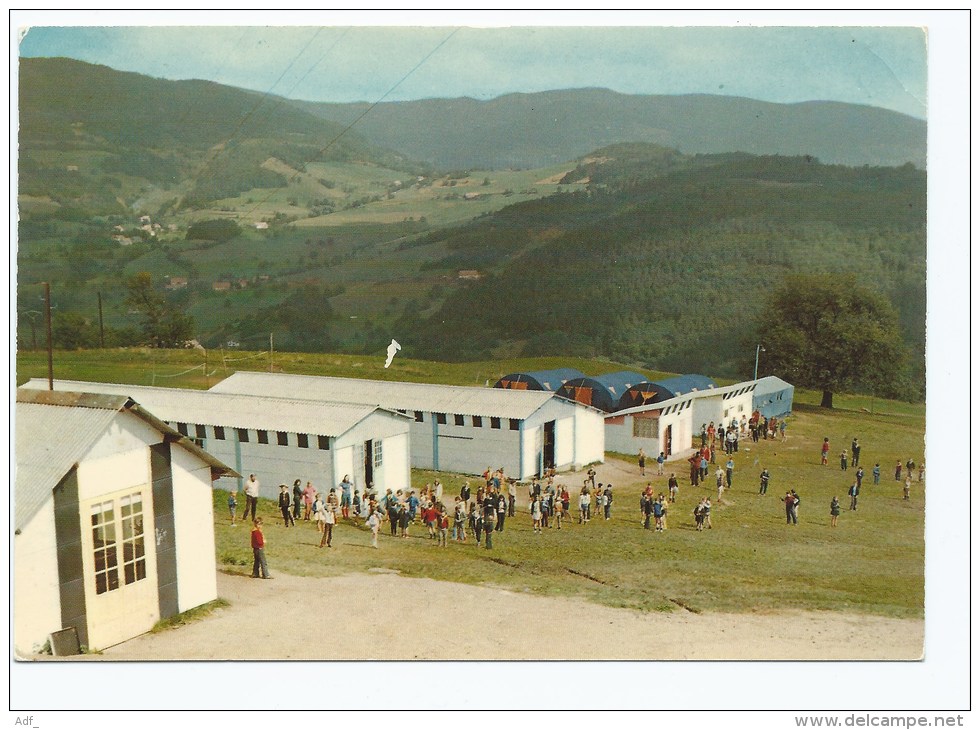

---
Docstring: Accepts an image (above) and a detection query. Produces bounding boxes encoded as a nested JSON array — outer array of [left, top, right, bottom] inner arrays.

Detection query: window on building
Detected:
[[195, 424, 206, 440], [435, 412, 447, 425], [633, 418, 658, 439], [90, 491, 150, 595], [472, 416, 483, 428], [374, 440, 383, 468], [738, 404, 744, 412], [119, 493, 146, 586], [277, 431, 289, 446], [297, 433, 309, 449], [257, 430, 269, 444], [454, 414, 464, 426], [176, 422, 188, 436], [318, 435, 330, 450], [91, 501, 119, 595], [490, 417, 501, 429], [214, 426, 226, 440], [236, 428, 249, 443], [510, 419, 520, 431]]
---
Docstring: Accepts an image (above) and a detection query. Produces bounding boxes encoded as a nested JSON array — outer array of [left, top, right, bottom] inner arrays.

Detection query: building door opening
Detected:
[[543, 420, 556, 474], [664, 424, 673, 456], [363, 440, 374, 488]]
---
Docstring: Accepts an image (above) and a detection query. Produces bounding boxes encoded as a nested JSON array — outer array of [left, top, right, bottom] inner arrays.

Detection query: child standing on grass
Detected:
[[438, 509, 449, 547], [228, 490, 238, 526], [250, 518, 272, 579], [830, 496, 841, 527], [367, 508, 381, 549], [872, 463, 881, 485], [531, 495, 543, 534], [903, 476, 912, 501], [840, 451, 848, 470], [821, 438, 830, 465]]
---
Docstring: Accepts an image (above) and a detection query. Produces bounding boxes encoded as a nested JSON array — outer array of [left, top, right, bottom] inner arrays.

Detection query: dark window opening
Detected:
[[318, 435, 331, 450], [435, 412, 447, 425], [472, 416, 482, 428], [454, 414, 464, 426], [195, 424, 206, 439], [277, 431, 289, 446], [257, 430, 269, 444], [176, 422, 188, 436], [297, 433, 309, 449], [214, 426, 226, 440], [236, 428, 249, 443], [490, 417, 501, 429], [510, 419, 520, 431], [414, 411, 424, 423]]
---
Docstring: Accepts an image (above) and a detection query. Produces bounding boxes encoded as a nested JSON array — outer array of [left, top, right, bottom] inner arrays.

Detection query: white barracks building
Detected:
[[211, 372, 605, 480]]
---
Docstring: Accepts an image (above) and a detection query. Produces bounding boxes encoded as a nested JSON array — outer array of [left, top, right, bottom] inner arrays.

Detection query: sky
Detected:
[[15, 11, 929, 118]]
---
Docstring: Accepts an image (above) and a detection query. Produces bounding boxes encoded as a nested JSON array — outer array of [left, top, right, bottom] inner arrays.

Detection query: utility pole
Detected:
[[269, 332, 274, 373], [44, 282, 54, 390], [753, 344, 766, 381], [97, 291, 105, 348]]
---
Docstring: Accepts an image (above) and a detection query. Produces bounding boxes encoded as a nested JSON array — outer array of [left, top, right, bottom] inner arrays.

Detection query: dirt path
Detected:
[[99, 570, 922, 661]]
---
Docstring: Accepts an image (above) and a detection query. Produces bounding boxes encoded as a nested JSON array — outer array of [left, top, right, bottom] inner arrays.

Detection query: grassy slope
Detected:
[[16, 349, 924, 618]]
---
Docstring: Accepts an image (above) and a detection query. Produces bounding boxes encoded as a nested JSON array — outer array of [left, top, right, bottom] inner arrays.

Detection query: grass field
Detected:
[[16, 348, 925, 619]]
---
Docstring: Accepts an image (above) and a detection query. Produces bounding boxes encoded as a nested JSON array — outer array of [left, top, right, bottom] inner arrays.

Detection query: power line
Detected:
[[242, 27, 460, 220]]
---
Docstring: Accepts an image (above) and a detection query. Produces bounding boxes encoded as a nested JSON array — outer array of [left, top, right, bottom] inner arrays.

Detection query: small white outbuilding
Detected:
[[14, 388, 237, 656]]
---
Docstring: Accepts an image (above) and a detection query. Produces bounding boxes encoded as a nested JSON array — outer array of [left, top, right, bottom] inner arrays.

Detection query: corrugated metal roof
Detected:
[[22, 379, 398, 437], [210, 371, 562, 420], [14, 389, 238, 532]]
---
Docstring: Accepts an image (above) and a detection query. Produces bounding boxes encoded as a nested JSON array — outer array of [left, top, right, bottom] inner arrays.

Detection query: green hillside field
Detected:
[[16, 348, 924, 618]]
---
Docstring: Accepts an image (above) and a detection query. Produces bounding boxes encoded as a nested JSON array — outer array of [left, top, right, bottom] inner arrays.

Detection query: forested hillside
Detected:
[[395, 147, 926, 395], [294, 88, 927, 170]]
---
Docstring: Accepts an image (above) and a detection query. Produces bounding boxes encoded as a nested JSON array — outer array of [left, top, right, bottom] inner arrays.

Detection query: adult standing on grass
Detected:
[[508, 479, 517, 517], [848, 481, 859, 511], [340, 475, 353, 519], [918, 463, 925, 482], [821, 438, 830, 465], [790, 490, 800, 524], [903, 476, 912, 501], [856, 466, 864, 490], [303, 481, 316, 520], [242, 474, 260, 522], [780, 420, 787, 441], [530, 495, 542, 534], [759, 468, 770, 496], [851, 438, 861, 467], [292, 480, 303, 521], [840, 451, 848, 471], [278, 485, 295, 527], [906, 459, 916, 480], [657, 451, 665, 475], [873, 463, 881, 485], [638, 449, 647, 476], [894, 460, 903, 481], [250, 518, 272, 579], [483, 499, 496, 550], [641, 491, 654, 530], [668, 473, 679, 503], [495, 489, 507, 532], [784, 492, 796, 524], [652, 495, 664, 532], [603, 484, 613, 520], [830, 496, 841, 527]]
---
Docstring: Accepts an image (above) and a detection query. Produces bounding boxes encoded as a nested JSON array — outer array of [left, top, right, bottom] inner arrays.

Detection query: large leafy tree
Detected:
[[125, 272, 194, 347], [755, 273, 906, 408]]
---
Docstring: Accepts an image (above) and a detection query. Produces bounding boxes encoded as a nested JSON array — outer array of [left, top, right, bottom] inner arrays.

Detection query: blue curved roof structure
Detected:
[[653, 374, 717, 397], [494, 368, 585, 392], [617, 381, 676, 411], [556, 371, 649, 413]]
